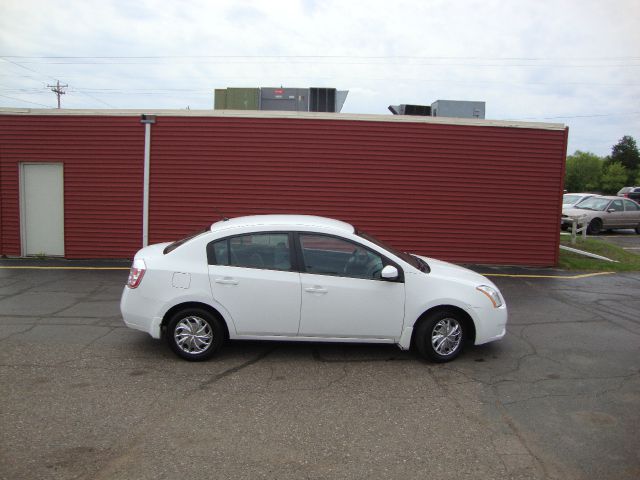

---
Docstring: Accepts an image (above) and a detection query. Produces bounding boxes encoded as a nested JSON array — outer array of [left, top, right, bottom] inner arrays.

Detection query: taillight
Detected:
[[127, 259, 146, 288]]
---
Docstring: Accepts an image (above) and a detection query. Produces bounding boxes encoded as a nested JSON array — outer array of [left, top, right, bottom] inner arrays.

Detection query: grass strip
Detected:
[[559, 236, 640, 271]]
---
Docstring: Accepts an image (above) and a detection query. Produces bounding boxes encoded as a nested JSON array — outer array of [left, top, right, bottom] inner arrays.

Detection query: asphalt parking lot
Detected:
[[0, 263, 639, 480]]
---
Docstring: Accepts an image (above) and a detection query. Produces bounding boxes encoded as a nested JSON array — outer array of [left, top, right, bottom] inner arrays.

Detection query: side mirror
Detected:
[[607, 208, 615, 213], [381, 265, 399, 280]]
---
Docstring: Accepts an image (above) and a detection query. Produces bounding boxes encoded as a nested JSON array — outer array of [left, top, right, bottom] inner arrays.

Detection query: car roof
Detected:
[[589, 195, 620, 201], [210, 215, 355, 234], [564, 193, 594, 196]]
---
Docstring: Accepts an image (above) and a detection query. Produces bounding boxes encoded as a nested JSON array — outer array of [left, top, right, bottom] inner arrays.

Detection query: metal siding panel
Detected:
[[0, 116, 143, 258], [148, 117, 566, 266], [1, 114, 566, 265]]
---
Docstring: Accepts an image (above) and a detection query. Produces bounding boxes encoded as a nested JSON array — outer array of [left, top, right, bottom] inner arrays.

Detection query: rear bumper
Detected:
[[120, 286, 163, 339]]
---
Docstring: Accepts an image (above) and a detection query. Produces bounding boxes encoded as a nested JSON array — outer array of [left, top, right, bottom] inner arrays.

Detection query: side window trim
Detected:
[[293, 231, 404, 282], [207, 231, 298, 272]]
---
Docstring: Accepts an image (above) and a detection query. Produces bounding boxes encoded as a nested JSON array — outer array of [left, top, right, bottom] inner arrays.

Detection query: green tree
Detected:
[[607, 135, 639, 184], [600, 162, 628, 193], [564, 150, 603, 192]]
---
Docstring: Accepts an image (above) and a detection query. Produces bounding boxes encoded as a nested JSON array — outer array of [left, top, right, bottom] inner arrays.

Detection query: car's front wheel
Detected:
[[587, 218, 602, 235], [166, 308, 225, 361], [415, 309, 466, 362]]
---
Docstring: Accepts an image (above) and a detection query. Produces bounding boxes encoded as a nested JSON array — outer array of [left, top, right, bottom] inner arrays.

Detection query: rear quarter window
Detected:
[[207, 233, 292, 271]]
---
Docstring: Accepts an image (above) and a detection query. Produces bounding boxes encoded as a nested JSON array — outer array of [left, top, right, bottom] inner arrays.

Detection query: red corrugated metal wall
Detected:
[[0, 115, 143, 258], [1, 113, 566, 265], [149, 117, 567, 266]]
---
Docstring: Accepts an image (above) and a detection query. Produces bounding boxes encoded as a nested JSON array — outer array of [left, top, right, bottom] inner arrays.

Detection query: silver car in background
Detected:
[[562, 193, 596, 208], [562, 195, 640, 234]]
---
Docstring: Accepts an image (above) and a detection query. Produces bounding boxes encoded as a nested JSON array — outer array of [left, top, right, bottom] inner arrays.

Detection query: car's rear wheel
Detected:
[[587, 218, 602, 235], [415, 309, 466, 362], [167, 308, 224, 361]]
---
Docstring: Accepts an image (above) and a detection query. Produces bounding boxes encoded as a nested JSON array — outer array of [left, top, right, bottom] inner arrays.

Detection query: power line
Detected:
[[2, 54, 640, 60], [1, 55, 638, 68], [0, 93, 50, 107], [0, 57, 116, 108], [5, 60, 639, 68]]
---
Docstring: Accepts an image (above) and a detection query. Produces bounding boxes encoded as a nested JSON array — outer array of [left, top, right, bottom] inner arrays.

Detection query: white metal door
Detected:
[[21, 163, 65, 256], [208, 265, 301, 336], [299, 273, 405, 339], [296, 233, 405, 339]]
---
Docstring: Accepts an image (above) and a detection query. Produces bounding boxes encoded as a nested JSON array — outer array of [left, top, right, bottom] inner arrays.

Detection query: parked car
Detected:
[[562, 196, 640, 234], [121, 215, 507, 363], [617, 186, 640, 202], [562, 193, 596, 208]]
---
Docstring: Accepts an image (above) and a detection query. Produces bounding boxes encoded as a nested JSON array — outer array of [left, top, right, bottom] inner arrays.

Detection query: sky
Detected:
[[0, 0, 639, 156]]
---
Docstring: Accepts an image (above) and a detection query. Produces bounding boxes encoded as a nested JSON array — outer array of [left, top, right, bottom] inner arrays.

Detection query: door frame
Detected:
[[19, 162, 65, 257]]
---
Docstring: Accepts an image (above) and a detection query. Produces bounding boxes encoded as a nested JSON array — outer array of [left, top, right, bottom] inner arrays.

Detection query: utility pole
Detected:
[[47, 80, 68, 109]]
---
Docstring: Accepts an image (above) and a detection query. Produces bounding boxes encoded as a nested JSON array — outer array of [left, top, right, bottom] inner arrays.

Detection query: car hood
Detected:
[[415, 255, 495, 287], [562, 207, 597, 218]]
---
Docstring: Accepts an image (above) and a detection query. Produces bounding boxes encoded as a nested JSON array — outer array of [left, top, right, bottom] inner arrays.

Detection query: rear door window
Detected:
[[623, 200, 639, 211], [208, 233, 292, 271]]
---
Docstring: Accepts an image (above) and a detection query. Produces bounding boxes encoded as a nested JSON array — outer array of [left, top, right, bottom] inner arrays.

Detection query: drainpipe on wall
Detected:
[[140, 114, 156, 247]]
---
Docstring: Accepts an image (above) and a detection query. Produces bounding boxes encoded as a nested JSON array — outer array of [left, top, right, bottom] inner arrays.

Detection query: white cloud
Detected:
[[0, 0, 638, 155]]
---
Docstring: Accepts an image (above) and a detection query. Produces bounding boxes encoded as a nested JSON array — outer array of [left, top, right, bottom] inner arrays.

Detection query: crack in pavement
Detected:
[[89, 347, 279, 479], [311, 347, 412, 363], [199, 347, 277, 389]]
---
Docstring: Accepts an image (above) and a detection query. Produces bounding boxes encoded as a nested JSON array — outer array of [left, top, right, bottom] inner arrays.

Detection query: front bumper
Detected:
[[472, 304, 508, 345]]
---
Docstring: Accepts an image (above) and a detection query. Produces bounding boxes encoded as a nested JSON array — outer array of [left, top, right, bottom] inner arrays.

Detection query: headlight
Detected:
[[476, 285, 503, 308]]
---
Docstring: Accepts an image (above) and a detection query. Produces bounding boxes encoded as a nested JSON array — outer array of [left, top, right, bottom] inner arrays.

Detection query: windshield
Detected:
[[356, 229, 430, 272], [563, 194, 582, 205], [575, 197, 610, 211]]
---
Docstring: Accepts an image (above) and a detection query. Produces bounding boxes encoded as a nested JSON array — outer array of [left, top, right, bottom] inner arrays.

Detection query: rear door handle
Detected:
[[305, 286, 328, 294], [215, 277, 239, 285]]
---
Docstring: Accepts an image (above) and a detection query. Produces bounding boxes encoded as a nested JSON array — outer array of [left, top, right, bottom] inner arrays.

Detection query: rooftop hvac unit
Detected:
[[388, 104, 431, 116], [310, 88, 337, 112]]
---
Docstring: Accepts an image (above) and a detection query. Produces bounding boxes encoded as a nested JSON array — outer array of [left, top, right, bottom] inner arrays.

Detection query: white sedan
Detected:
[[121, 215, 507, 362]]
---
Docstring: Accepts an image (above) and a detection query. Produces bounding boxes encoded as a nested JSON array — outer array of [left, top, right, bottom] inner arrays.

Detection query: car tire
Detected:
[[415, 309, 466, 363], [587, 218, 602, 235], [166, 308, 225, 361]]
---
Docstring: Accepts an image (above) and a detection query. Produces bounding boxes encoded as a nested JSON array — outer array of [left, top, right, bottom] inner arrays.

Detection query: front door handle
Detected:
[[305, 286, 328, 294], [215, 277, 239, 285]]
